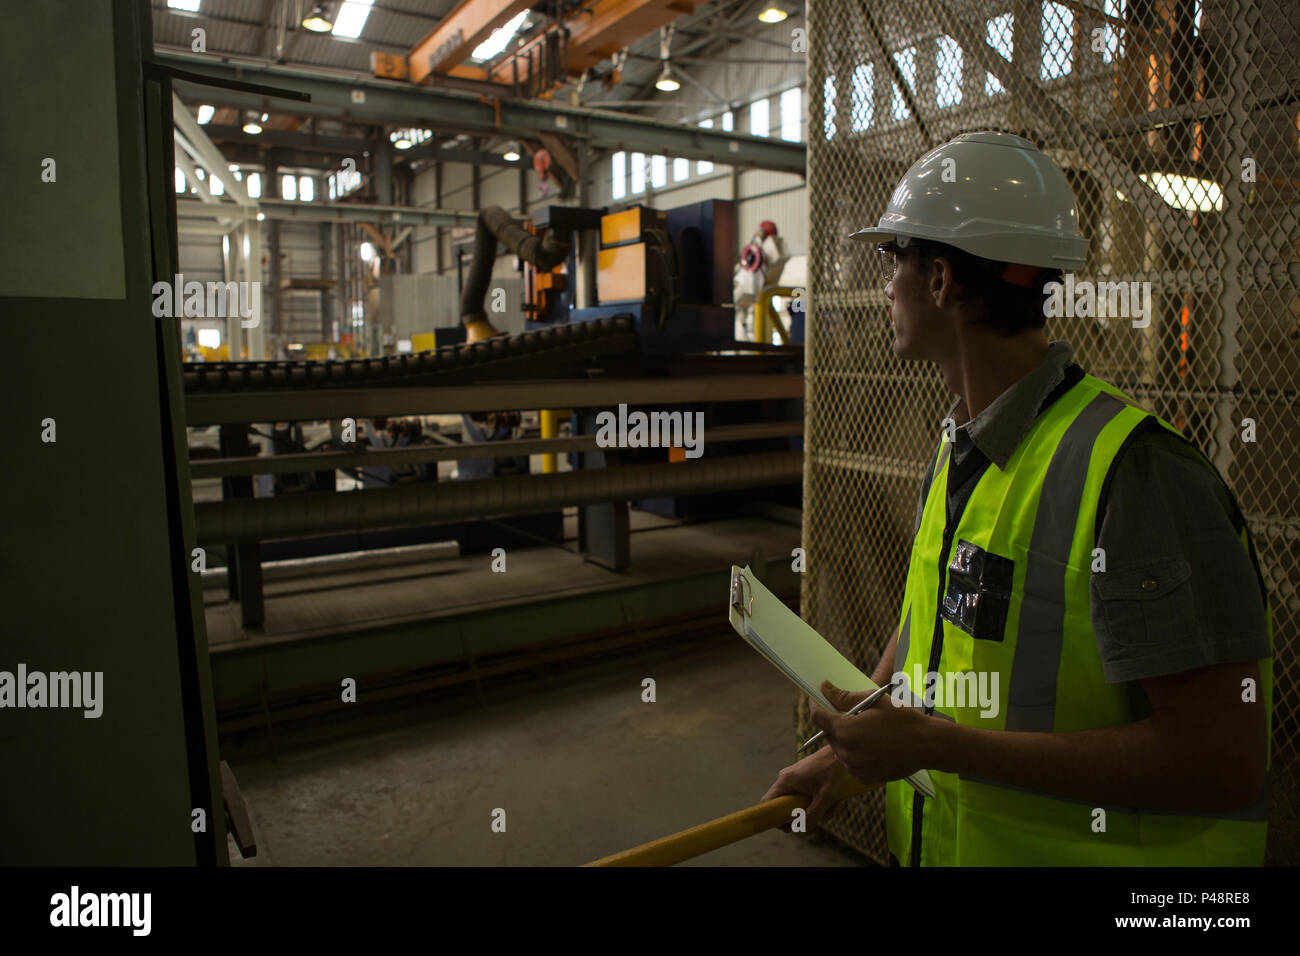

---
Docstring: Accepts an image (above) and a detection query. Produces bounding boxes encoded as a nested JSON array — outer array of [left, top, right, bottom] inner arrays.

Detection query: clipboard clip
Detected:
[[730, 569, 754, 617]]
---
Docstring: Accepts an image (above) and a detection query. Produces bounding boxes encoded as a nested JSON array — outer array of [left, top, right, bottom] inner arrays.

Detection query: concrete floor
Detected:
[[226, 633, 859, 867]]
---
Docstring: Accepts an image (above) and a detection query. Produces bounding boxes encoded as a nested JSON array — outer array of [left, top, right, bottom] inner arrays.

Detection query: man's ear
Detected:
[[931, 256, 957, 308]]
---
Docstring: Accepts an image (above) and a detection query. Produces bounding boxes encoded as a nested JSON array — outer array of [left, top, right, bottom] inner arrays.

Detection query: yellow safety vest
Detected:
[[885, 372, 1273, 865]]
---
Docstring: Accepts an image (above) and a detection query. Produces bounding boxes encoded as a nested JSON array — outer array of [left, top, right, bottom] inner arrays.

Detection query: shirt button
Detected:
[[1141, 577, 1159, 592]]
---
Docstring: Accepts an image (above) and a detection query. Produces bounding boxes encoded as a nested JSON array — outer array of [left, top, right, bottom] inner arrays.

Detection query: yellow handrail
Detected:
[[584, 778, 875, 867]]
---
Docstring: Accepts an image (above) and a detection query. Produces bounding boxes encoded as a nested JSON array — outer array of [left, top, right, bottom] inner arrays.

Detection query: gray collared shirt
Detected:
[[913, 340, 1271, 686], [946, 341, 1075, 470]]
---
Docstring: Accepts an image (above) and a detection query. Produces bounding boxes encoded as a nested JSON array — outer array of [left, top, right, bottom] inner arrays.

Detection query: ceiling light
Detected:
[[1140, 172, 1224, 212], [758, 5, 788, 23], [655, 63, 680, 92], [196, 104, 214, 125], [302, 3, 334, 32], [360, 241, 376, 262], [242, 111, 263, 135], [393, 132, 413, 149], [503, 150, 520, 162], [1117, 169, 1225, 213], [256, 212, 265, 221]]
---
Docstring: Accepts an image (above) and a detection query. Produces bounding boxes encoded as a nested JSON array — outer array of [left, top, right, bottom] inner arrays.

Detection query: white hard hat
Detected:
[[850, 131, 1088, 271]]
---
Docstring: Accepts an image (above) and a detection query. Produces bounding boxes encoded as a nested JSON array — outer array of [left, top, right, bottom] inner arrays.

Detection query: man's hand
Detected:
[[760, 683, 901, 829], [809, 680, 932, 787], [761, 745, 858, 829]]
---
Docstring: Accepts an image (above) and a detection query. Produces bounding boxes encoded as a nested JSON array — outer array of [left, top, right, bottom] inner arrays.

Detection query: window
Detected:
[[332, 0, 374, 39], [210, 173, 224, 196], [1041, 2, 1074, 80], [936, 36, 962, 107], [167, 0, 200, 10], [892, 47, 916, 121], [697, 120, 714, 175], [1101, 0, 1126, 63], [650, 154, 667, 189], [780, 87, 801, 141], [282, 174, 297, 201], [986, 14, 1012, 95], [175, 168, 186, 193], [197, 327, 221, 349], [328, 174, 337, 200], [611, 151, 627, 200], [722, 111, 733, 131], [299, 176, 314, 202], [823, 76, 837, 139], [851, 63, 873, 131], [630, 151, 646, 193], [673, 157, 689, 181], [246, 172, 261, 199], [470, 9, 527, 60], [749, 99, 770, 137]]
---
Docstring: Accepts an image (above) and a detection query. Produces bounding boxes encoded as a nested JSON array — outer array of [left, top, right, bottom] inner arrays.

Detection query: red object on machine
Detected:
[[740, 241, 764, 273], [758, 220, 778, 238]]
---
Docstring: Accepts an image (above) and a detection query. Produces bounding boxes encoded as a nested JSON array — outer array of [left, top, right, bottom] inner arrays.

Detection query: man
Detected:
[[764, 131, 1273, 865]]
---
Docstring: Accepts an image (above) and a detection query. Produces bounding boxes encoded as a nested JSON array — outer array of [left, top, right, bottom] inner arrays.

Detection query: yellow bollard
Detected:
[[584, 779, 874, 867], [540, 409, 559, 474]]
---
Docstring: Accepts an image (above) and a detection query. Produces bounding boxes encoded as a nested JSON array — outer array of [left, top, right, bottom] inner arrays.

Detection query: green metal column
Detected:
[[0, 0, 226, 865]]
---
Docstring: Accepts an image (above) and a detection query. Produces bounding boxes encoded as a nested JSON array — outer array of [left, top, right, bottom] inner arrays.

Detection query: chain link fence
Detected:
[[802, 0, 1298, 865]]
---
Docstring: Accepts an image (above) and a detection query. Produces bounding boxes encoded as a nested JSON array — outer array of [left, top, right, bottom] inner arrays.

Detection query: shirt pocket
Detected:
[[1091, 554, 1194, 649]]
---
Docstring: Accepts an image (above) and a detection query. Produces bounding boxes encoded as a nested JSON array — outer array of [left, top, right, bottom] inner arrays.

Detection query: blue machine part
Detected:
[[435, 325, 468, 348], [457, 414, 529, 480], [789, 305, 805, 345]]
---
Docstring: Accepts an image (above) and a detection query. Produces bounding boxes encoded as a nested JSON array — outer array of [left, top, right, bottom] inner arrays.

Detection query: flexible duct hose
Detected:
[[459, 206, 572, 325]]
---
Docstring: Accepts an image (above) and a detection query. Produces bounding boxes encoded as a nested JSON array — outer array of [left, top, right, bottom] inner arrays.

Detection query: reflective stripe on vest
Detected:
[[884, 373, 1273, 866]]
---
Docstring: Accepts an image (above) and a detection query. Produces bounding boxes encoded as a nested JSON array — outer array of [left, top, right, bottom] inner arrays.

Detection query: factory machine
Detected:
[[475, 198, 804, 557], [182, 197, 804, 641]]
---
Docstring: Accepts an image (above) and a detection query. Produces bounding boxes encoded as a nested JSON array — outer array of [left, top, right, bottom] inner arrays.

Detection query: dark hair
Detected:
[[905, 239, 1062, 336]]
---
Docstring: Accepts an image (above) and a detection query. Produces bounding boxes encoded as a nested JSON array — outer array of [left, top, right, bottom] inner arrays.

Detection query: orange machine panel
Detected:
[[601, 205, 667, 248], [601, 208, 647, 247], [597, 243, 647, 302]]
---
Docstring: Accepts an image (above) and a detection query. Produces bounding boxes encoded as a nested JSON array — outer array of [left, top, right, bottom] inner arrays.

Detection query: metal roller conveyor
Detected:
[[182, 315, 639, 393], [194, 450, 803, 544]]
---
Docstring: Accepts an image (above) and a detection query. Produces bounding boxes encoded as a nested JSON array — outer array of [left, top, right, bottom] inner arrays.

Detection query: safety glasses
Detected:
[[877, 242, 903, 284]]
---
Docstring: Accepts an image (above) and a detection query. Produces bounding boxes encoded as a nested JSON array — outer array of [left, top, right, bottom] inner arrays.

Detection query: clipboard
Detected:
[[729, 565, 937, 800]]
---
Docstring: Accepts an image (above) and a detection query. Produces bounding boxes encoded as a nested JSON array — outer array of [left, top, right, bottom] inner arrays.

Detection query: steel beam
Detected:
[[203, 125, 525, 168], [172, 93, 253, 206], [185, 374, 805, 425], [175, 196, 478, 228], [160, 51, 807, 175]]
